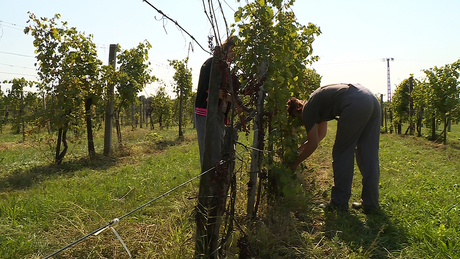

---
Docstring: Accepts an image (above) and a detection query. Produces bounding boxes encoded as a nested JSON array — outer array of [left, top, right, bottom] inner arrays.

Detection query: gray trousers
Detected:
[[195, 112, 225, 168], [331, 85, 381, 210]]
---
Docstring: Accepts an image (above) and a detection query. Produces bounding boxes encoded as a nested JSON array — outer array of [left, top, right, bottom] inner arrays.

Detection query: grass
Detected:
[[0, 122, 459, 258], [244, 121, 460, 258]]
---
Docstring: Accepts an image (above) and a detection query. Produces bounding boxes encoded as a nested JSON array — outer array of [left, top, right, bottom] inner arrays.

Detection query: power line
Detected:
[[0, 62, 35, 70], [0, 23, 25, 31], [0, 71, 37, 77], [0, 51, 35, 58], [313, 59, 380, 67], [149, 60, 173, 70], [0, 20, 27, 28]]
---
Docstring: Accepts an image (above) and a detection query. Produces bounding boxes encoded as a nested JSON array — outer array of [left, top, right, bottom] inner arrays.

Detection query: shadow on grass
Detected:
[[448, 140, 460, 150], [0, 154, 119, 192], [323, 209, 407, 258], [0, 135, 191, 193], [141, 136, 194, 156]]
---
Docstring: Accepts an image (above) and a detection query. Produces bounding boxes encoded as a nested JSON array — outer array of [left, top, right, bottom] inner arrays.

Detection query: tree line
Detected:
[[0, 12, 194, 164], [388, 59, 460, 144]]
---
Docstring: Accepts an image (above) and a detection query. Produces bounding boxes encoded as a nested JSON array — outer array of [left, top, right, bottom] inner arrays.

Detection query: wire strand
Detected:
[[42, 163, 222, 258], [142, 0, 211, 55]]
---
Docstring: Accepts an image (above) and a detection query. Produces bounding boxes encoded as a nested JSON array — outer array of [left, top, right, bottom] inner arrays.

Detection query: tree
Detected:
[[114, 41, 157, 145], [391, 76, 416, 134], [150, 85, 172, 129], [422, 61, 460, 144], [168, 58, 193, 139], [68, 30, 103, 159], [411, 78, 426, 137], [233, 0, 321, 208], [2, 78, 31, 138], [25, 13, 103, 163]]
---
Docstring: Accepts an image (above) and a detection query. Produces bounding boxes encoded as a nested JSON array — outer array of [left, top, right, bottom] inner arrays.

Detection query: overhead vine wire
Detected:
[[201, 0, 220, 48], [216, 0, 230, 37], [154, 15, 169, 35], [186, 42, 194, 69], [201, 0, 214, 34], [209, 0, 222, 46], [142, 0, 211, 55]]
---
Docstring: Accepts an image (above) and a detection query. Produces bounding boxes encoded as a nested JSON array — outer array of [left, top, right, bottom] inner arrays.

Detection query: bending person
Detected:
[[287, 83, 381, 213]]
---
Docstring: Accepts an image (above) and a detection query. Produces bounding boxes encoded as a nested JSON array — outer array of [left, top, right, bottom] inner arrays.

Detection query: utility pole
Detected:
[[382, 57, 394, 133], [383, 57, 394, 102]]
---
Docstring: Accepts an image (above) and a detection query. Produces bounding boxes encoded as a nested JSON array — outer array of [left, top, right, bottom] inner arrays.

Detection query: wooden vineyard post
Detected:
[[20, 89, 25, 142], [179, 85, 184, 139], [409, 77, 415, 135], [247, 61, 267, 219], [131, 103, 135, 129], [103, 44, 117, 156], [380, 94, 384, 131], [139, 96, 143, 129], [195, 56, 231, 258]]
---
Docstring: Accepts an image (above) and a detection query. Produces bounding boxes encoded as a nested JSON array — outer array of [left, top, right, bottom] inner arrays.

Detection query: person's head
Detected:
[[219, 35, 236, 62], [287, 97, 305, 117]]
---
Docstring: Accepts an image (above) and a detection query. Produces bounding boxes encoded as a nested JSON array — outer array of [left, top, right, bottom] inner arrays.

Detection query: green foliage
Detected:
[[1, 78, 33, 135], [423, 62, 460, 117], [233, 0, 321, 195], [411, 78, 426, 116], [168, 58, 193, 99], [392, 77, 411, 123], [25, 12, 104, 162], [415, 60, 460, 143], [391, 75, 419, 134], [116, 41, 157, 112], [150, 84, 173, 128], [168, 58, 193, 136], [303, 67, 322, 99]]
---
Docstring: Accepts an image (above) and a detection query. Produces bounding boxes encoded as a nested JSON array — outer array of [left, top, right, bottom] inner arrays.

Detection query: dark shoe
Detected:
[[319, 202, 347, 212], [352, 202, 379, 214], [319, 202, 334, 211]]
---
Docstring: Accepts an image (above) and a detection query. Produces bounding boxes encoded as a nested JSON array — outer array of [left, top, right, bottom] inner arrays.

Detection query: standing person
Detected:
[[195, 36, 237, 167], [287, 83, 381, 213]]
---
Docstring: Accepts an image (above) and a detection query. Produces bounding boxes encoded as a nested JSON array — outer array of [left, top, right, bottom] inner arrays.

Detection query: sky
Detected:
[[1, 0, 459, 100]]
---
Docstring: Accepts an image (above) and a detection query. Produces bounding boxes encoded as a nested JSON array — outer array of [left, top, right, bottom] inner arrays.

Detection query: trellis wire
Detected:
[[41, 114, 266, 258], [236, 141, 272, 154], [42, 163, 221, 259]]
